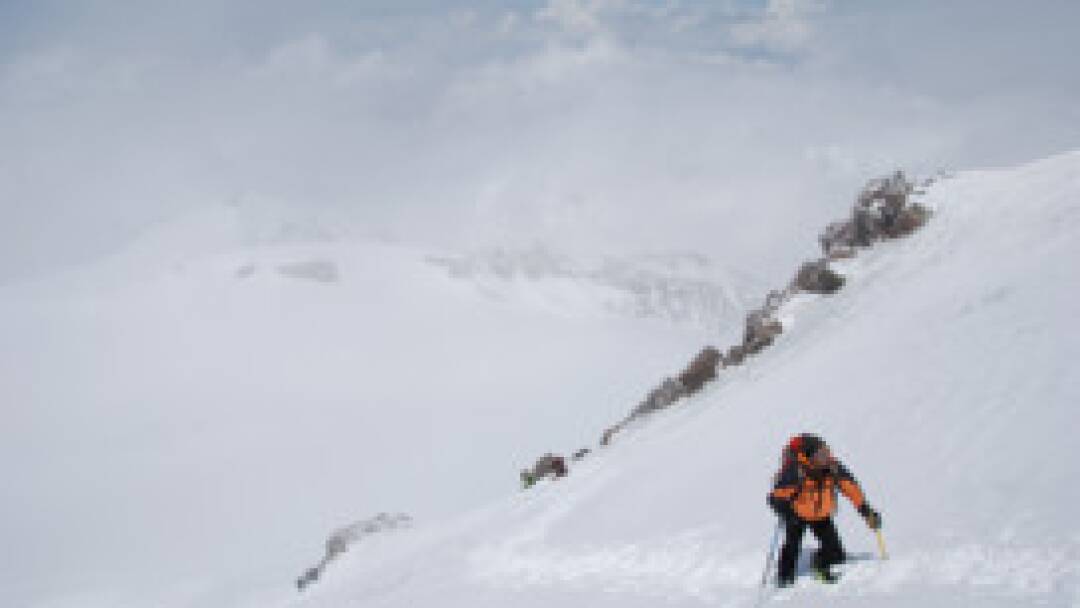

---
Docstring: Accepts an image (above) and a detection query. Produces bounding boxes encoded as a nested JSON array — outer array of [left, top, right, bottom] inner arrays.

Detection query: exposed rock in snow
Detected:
[[276, 259, 340, 283], [792, 259, 845, 294], [296, 513, 412, 591]]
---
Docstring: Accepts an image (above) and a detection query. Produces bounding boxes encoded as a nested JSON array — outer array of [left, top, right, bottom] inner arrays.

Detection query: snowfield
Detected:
[[283, 151, 1080, 608], [2, 150, 1079, 607], [0, 208, 718, 605]]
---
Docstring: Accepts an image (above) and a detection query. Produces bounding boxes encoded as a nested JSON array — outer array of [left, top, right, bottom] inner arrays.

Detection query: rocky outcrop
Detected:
[[296, 512, 412, 591], [521, 453, 568, 488], [678, 346, 723, 392], [819, 170, 928, 255], [595, 344, 725, 447], [632, 377, 687, 417], [277, 259, 340, 283], [596, 170, 931, 448], [891, 202, 931, 237], [600, 423, 623, 447], [793, 259, 845, 294], [742, 308, 783, 356]]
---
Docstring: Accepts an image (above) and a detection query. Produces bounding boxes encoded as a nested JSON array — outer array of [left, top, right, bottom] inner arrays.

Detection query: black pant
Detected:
[[777, 517, 846, 582]]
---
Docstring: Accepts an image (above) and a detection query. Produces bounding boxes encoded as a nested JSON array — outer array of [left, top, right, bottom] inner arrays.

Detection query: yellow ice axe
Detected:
[[874, 528, 889, 560]]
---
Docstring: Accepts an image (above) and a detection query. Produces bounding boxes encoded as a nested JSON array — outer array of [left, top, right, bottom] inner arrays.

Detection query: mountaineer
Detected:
[[767, 433, 881, 586]]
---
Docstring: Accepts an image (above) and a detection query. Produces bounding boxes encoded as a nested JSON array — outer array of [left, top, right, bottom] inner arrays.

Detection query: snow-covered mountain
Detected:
[[0, 207, 742, 606], [2, 150, 1078, 607], [426, 247, 764, 327], [275, 151, 1078, 608]]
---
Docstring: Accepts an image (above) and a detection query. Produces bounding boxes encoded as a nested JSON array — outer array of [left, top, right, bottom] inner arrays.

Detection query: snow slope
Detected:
[[271, 151, 1080, 608], [0, 227, 733, 606], [2, 150, 1077, 608]]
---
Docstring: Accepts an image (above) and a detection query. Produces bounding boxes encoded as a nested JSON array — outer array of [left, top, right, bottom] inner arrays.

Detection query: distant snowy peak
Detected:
[[426, 247, 765, 326], [127, 198, 359, 260], [46, 196, 764, 329]]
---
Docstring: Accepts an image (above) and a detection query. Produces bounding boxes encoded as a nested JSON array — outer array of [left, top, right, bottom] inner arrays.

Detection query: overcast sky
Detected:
[[2, 0, 1078, 283]]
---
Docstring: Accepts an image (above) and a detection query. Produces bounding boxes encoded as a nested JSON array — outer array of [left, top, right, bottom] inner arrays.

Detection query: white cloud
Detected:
[[766, 0, 828, 20], [535, 0, 626, 34], [496, 11, 521, 36], [667, 12, 705, 34], [440, 33, 625, 113], [728, 0, 827, 54], [1, 47, 148, 105], [245, 34, 397, 92], [252, 34, 332, 77], [1, 2, 1078, 283], [451, 9, 479, 29]]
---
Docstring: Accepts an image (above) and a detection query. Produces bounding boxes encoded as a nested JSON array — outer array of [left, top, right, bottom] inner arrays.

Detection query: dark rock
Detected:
[[852, 205, 882, 246], [851, 170, 916, 245], [743, 308, 783, 355], [601, 426, 617, 446], [827, 247, 856, 261], [819, 220, 856, 255], [726, 344, 746, 366], [632, 377, 687, 417], [794, 259, 845, 294], [529, 453, 568, 481], [297, 513, 412, 590], [891, 202, 932, 237], [678, 346, 722, 393]]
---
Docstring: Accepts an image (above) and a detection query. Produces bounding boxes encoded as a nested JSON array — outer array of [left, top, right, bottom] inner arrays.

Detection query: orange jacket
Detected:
[[769, 453, 866, 522]]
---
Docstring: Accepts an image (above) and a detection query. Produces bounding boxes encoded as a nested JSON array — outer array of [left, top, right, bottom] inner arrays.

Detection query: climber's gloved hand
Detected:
[[859, 503, 882, 530]]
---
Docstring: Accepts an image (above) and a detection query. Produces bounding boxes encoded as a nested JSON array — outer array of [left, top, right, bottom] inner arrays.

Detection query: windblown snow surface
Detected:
[[0, 195, 729, 603], [274, 151, 1080, 608], [2, 150, 1079, 607]]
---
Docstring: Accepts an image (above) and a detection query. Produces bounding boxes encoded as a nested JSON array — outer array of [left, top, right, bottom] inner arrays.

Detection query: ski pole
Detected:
[[874, 528, 888, 560], [760, 521, 782, 587]]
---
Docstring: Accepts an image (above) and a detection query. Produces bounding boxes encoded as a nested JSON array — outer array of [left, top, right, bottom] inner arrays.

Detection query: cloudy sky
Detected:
[[2, 0, 1078, 283]]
